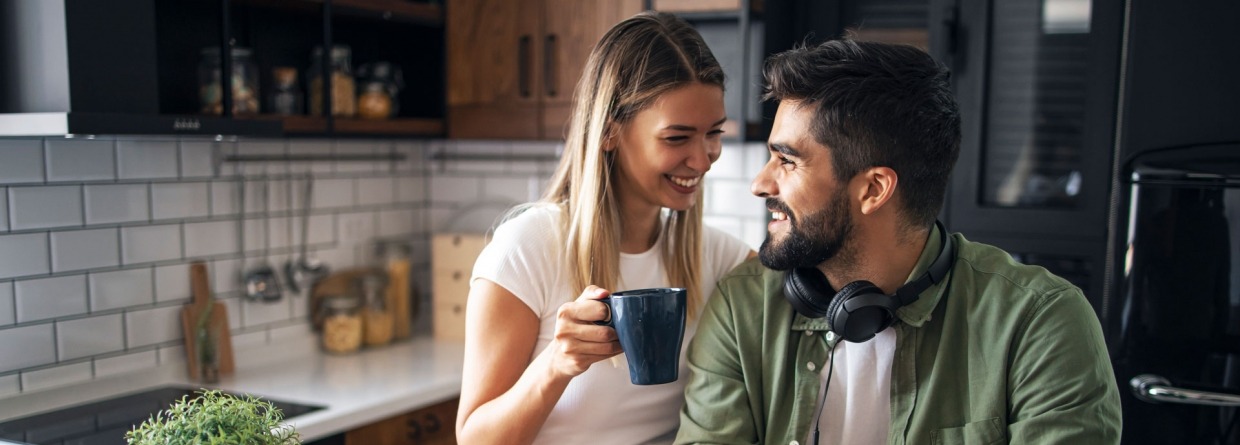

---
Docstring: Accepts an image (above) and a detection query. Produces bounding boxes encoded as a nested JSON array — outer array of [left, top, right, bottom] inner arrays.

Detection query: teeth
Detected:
[[771, 211, 788, 221], [669, 176, 701, 188]]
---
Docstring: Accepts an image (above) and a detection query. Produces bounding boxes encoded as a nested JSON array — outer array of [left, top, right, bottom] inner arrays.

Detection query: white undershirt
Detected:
[[809, 327, 897, 445]]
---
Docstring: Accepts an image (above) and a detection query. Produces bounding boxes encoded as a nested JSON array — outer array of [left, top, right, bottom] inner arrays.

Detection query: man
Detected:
[[676, 39, 1121, 445]]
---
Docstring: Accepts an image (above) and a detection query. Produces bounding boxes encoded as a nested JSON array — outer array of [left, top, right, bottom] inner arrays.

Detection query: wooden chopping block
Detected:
[[181, 261, 235, 381]]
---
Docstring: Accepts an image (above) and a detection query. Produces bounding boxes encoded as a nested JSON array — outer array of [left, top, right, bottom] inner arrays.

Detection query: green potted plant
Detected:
[[126, 389, 299, 444]]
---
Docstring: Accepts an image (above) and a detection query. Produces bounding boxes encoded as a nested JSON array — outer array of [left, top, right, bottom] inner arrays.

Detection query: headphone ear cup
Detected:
[[828, 280, 892, 342], [783, 268, 834, 318]]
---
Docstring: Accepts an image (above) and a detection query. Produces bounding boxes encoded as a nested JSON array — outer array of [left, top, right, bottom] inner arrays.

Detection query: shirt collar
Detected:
[[790, 223, 951, 331]]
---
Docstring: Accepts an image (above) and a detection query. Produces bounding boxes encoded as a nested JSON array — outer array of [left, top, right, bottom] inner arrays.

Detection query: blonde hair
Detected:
[[540, 11, 725, 318]]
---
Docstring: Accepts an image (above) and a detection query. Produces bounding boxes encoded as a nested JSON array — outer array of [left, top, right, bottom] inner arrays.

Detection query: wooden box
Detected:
[[431, 233, 489, 341]]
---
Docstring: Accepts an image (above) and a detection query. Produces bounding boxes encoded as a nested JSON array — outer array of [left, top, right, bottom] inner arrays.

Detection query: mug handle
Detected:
[[592, 296, 613, 327]]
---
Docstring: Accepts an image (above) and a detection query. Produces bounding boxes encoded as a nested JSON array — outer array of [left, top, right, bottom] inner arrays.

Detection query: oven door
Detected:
[[1108, 144, 1240, 444]]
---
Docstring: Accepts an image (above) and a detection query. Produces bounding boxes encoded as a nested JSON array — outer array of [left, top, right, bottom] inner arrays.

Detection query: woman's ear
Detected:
[[602, 125, 618, 152]]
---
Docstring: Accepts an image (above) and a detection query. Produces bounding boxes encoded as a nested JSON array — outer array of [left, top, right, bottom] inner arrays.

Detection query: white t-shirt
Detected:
[[471, 204, 751, 445], [810, 327, 897, 445]]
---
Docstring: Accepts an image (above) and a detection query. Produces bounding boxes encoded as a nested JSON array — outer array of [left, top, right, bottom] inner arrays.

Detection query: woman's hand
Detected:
[[547, 285, 623, 378]]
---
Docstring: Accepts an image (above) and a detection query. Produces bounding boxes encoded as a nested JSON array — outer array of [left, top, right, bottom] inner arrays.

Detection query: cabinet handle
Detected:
[[519, 35, 532, 98], [406, 418, 423, 440], [423, 414, 442, 433], [544, 34, 558, 98]]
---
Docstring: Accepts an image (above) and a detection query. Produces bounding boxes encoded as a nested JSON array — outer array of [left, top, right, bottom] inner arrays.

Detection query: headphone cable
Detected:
[[812, 342, 838, 445]]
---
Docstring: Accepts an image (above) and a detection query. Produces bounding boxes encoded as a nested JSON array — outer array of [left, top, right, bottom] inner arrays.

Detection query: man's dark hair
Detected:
[[763, 39, 961, 229]]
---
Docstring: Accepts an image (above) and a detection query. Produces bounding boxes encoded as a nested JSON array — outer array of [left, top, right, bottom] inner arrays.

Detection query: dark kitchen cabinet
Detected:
[[932, 0, 1124, 310], [344, 398, 459, 445], [0, 0, 444, 138], [446, 0, 641, 139]]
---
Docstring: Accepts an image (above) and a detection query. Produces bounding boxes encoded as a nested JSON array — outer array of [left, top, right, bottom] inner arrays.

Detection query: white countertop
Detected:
[[0, 336, 465, 442]]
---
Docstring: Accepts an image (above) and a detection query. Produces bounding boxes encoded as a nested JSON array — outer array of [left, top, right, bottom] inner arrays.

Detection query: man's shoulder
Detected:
[[953, 234, 1082, 300]]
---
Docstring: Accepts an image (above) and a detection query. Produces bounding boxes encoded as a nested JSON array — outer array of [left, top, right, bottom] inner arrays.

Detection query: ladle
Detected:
[[243, 176, 283, 302], [285, 175, 328, 293]]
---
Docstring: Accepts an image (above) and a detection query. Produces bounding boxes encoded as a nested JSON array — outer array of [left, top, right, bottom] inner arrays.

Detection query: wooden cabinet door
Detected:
[[539, 0, 642, 139], [446, 0, 542, 138], [344, 398, 459, 445]]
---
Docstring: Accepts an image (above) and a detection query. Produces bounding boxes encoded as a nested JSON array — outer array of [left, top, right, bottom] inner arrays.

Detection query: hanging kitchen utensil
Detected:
[[243, 175, 283, 302], [285, 174, 329, 294]]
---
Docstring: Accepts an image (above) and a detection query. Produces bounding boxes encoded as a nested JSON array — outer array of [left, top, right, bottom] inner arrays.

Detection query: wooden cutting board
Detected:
[[181, 261, 235, 381]]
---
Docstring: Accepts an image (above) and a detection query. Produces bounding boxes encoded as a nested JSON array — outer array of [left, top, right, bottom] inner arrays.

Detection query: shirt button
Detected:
[[806, 361, 816, 372]]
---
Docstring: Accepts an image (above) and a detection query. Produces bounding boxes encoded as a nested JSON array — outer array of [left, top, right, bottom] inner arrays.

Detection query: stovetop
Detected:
[[0, 386, 324, 445]]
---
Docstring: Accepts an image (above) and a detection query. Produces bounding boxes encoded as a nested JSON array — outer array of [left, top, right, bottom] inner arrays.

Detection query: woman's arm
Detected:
[[455, 280, 622, 445]]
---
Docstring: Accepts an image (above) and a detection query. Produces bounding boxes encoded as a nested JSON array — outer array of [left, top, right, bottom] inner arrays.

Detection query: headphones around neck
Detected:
[[782, 220, 957, 343]]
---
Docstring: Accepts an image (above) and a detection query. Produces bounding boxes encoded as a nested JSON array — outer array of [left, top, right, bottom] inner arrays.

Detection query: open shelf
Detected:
[[238, 115, 444, 137], [235, 0, 444, 26]]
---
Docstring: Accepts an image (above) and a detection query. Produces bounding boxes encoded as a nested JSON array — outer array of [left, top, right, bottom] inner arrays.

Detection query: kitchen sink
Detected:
[[0, 386, 324, 445]]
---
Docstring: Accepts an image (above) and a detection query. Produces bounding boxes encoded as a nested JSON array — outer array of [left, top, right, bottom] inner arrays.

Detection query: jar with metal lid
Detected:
[[359, 274, 393, 347], [320, 295, 363, 354], [308, 45, 356, 117], [198, 46, 260, 115]]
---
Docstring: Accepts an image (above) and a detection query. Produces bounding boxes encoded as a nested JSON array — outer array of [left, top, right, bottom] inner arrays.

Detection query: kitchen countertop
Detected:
[[0, 335, 465, 442]]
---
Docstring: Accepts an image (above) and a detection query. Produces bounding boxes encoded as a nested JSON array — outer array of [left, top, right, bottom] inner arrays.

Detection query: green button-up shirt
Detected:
[[676, 228, 1121, 445]]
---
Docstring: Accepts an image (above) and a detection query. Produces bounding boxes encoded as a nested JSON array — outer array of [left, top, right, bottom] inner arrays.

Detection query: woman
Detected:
[[455, 11, 753, 445]]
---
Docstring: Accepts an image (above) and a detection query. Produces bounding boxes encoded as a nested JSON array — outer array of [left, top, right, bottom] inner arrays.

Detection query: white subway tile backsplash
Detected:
[[704, 216, 744, 238], [179, 141, 218, 178], [395, 176, 425, 203], [711, 141, 748, 179], [313, 178, 354, 209], [56, 314, 124, 360], [94, 350, 158, 378], [51, 228, 120, 272], [9, 185, 83, 230], [335, 140, 381, 173], [241, 297, 291, 327], [0, 139, 46, 184], [15, 275, 87, 322], [121, 224, 182, 264], [269, 216, 293, 250], [152, 182, 210, 219], [241, 218, 266, 254], [184, 220, 239, 258], [117, 140, 179, 180], [125, 304, 183, 348], [154, 263, 190, 303], [0, 324, 55, 372], [85, 183, 150, 224], [158, 344, 186, 365], [742, 219, 768, 251], [21, 361, 93, 392], [306, 214, 333, 245], [268, 179, 292, 213], [0, 190, 8, 231], [45, 139, 115, 182], [89, 268, 154, 311], [378, 209, 416, 237], [357, 177, 395, 206], [337, 212, 377, 245], [706, 180, 762, 217], [211, 258, 242, 294], [0, 282, 13, 325], [742, 142, 768, 179], [210, 180, 241, 217], [481, 176, 536, 205], [0, 233, 50, 279], [429, 176, 481, 205], [237, 140, 288, 176], [289, 140, 334, 175], [0, 374, 18, 398]]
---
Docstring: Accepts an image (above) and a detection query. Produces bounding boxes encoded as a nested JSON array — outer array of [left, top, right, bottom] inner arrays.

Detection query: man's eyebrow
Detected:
[[769, 143, 801, 157]]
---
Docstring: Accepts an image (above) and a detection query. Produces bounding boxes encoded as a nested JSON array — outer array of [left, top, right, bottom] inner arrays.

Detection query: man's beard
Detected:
[[758, 191, 853, 271]]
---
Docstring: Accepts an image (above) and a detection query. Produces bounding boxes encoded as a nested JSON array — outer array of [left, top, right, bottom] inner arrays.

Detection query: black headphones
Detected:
[[782, 221, 957, 343]]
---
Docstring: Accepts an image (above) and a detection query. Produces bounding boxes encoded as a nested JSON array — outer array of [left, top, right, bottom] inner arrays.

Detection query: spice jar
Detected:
[[268, 67, 303, 115], [308, 45, 356, 117], [198, 46, 260, 115], [355, 62, 403, 120], [320, 295, 363, 354], [359, 274, 393, 347]]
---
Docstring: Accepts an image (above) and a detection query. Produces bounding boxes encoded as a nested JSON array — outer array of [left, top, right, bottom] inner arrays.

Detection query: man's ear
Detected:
[[854, 166, 898, 215]]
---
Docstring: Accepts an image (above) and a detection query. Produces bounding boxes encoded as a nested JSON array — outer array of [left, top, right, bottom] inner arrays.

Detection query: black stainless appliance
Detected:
[[0, 386, 323, 445], [1106, 144, 1240, 444]]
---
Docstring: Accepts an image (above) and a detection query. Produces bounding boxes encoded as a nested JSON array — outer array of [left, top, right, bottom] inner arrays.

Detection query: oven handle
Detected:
[[1131, 374, 1240, 407]]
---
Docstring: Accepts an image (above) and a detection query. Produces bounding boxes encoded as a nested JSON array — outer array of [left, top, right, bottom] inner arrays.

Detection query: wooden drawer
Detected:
[[345, 398, 459, 445]]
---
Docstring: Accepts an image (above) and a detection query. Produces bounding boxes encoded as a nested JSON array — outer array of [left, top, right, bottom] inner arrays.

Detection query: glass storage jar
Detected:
[[359, 274, 393, 347], [268, 67, 303, 115], [198, 46, 260, 115], [355, 62, 403, 119], [308, 45, 356, 117], [320, 294, 363, 354]]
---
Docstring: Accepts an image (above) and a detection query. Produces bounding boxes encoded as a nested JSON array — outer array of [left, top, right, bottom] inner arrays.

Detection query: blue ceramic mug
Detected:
[[596, 287, 687, 385]]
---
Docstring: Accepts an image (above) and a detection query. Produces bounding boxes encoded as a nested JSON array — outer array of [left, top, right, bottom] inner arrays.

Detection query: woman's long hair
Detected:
[[539, 11, 725, 318]]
